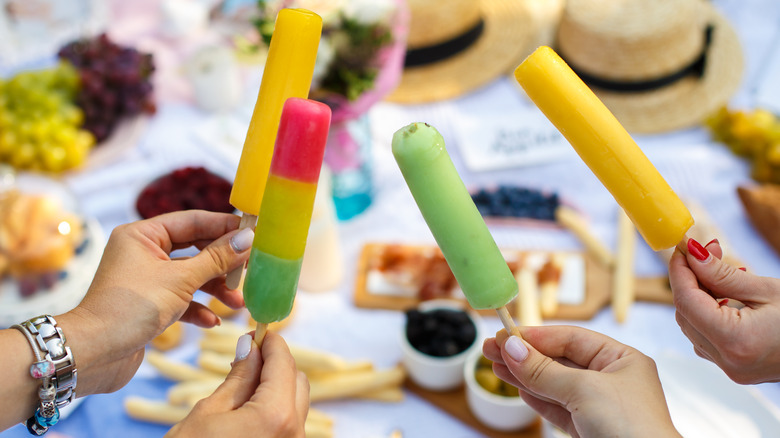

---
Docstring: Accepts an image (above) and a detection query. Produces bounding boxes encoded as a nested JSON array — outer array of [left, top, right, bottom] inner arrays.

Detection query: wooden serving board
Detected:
[[405, 378, 542, 438], [354, 243, 672, 320]]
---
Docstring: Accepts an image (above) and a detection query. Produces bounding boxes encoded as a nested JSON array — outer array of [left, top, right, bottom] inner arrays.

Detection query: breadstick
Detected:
[[195, 351, 402, 402], [168, 379, 222, 406], [612, 208, 637, 323], [126, 397, 333, 437], [125, 397, 191, 424], [351, 386, 404, 402], [309, 366, 405, 402], [514, 265, 542, 327], [305, 420, 333, 438], [146, 351, 223, 382], [555, 206, 614, 267], [289, 345, 374, 375], [307, 408, 334, 427], [201, 320, 248, 339], [199, 336, 236, 355], [199, 339, 373, 375], [538, 255, 563, 318], [197, 351, 233, 376]]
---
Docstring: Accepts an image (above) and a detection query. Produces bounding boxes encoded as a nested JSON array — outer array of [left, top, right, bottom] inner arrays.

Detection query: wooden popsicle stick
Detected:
[[612, 208, 637, 323], [225, 213, 258, 290], [676, 232, 692, 255], [555, 206, 615, 268], [254, 322, 268, 346], [496, 306, 523, 338]]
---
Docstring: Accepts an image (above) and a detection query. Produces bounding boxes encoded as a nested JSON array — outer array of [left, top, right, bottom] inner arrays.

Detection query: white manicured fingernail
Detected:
[[230, 228, 254, 253], [235, 334, 252, 361], [505, 336, 528, 362]]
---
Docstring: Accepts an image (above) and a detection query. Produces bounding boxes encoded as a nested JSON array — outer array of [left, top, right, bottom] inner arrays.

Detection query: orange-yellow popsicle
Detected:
[[514, 46, 693, 251], [230, 8, 322, 216]]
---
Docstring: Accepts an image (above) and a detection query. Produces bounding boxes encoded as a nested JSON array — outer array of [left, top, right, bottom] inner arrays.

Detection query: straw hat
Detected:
[[555, 0, 743, 134], [385, 0, 555, 104]]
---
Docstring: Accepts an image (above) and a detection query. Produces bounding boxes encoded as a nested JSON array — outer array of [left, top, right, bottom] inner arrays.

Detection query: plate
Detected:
[[657, 350, 780, 438], [353, 242, 674, 321], [0, 218, 105, 327], [82, 116, 148, 171]]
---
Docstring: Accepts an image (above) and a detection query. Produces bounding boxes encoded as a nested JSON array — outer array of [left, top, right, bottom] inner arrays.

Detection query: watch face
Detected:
[[0, 0, 106, 71]]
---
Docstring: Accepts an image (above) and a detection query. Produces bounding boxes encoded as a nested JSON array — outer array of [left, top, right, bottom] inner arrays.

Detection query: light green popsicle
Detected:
[[392, 123, 518, 309]]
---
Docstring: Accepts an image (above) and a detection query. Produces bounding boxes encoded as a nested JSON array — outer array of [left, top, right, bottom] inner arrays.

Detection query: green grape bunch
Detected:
[[0, 62, 94, 172]]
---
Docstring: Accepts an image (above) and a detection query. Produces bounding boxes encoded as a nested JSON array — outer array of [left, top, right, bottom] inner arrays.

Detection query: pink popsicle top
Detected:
[[270, 97, 332, 184]]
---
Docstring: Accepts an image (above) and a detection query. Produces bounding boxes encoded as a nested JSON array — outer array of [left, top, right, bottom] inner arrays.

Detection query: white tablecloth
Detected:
[[4, 0, 780, 437]]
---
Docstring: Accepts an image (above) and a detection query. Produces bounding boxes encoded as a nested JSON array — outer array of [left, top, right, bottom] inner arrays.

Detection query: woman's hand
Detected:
[[63, 210, 254, 396], [670, 238, 780, 384], [167, 332, 310, 438], [483, 326, 680, 438]]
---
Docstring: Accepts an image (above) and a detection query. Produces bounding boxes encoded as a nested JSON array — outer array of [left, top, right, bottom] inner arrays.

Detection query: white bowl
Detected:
[[400, 299, 482, 391], [464, 346, 538, 431]]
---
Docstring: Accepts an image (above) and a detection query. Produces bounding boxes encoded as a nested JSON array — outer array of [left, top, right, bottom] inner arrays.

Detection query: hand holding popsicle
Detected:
[[243, 98, 331, 346], [392, 123, 522, 336], [669, 239, 780, 384], [0, 211, 253, 431], [483, 326, 681, 438], [166, 332, 310, 438], [225, 8, 323, 290]]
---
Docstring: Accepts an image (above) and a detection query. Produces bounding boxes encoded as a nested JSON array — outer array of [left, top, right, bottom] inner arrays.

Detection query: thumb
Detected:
[[204, 333, 262, 411], [500, 335, 580, 405], [184, 227, 254, 286], [685, 238, 768, 302]]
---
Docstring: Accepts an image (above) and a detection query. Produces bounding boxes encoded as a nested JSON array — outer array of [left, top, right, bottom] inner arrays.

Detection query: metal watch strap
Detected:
[[20, 315, 77, 408]]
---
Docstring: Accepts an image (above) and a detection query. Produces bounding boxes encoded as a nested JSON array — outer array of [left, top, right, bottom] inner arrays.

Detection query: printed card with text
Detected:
[[452, 107, 573, 172]]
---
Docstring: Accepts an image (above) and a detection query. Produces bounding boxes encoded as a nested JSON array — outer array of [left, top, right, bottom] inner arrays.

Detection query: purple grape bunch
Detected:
[[58, 34, 155, 142]]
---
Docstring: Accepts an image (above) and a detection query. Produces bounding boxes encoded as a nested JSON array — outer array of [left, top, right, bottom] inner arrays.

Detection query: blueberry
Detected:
[[405, 308, 476, 357], [476, 204, 492, 216]]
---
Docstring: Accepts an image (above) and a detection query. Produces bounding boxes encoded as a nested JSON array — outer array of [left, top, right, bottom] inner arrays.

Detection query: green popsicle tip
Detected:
[[392, 122, 444, 164]]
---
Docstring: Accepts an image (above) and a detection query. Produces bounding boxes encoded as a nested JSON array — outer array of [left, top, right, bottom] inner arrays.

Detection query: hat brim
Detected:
[[592, 6, 743, 134], [385, 0, 537, 104]]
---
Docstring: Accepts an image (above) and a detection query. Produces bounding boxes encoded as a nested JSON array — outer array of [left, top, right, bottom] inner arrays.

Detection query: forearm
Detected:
[[0, 310, 103, 431], [0, 327, 41, 430]]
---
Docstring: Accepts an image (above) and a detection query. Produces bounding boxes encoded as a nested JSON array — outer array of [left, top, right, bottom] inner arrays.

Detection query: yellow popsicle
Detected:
[[229, 8, 322, 216], [514, 46, 693, 251]]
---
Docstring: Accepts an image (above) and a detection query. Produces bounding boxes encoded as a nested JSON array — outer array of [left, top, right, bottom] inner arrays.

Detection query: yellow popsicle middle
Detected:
[[253, 174, 318, 260], [514, 46, 693, 251], [229, 8, 322, 216]]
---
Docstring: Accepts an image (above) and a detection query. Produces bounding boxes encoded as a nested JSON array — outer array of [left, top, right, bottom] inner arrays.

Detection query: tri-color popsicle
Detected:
[[226, 8, 322, 289], [392, 123, 520, 334], [514, 46, 694, 252], [243, 97, 331, 343]]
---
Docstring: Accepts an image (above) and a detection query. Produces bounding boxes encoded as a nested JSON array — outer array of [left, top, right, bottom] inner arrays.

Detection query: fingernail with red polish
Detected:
[[718, 299, 729, 306], [688, 238, 711, 262], [706, 238, 720, 247], [739, 267, 747, 272]]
